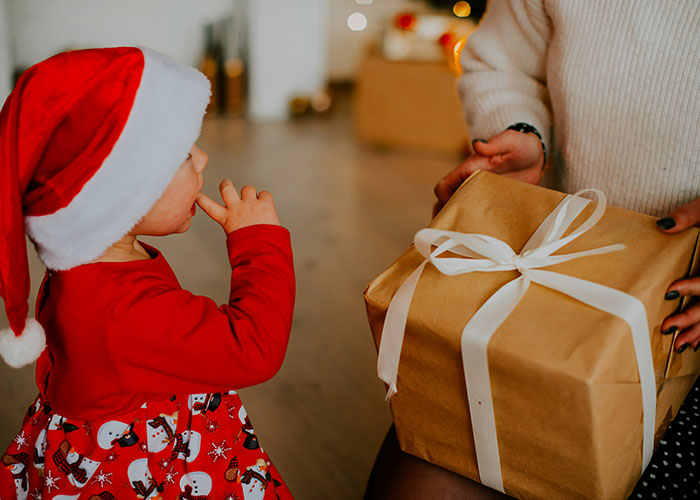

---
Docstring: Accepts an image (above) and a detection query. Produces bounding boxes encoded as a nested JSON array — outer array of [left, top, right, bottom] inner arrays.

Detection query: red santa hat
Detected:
[[0, 46, 210, 368]]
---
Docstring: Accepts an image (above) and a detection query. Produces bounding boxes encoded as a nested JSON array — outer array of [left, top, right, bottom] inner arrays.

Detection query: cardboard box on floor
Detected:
[[353, 51, 470, 155], [364, 171, 700, 500]]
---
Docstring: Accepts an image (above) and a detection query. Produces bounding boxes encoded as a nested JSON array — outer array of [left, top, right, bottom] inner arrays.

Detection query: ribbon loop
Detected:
[[376, 189, 654, 493]]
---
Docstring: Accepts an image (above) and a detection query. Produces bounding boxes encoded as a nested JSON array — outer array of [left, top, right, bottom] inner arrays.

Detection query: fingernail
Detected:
[[665, 290, 681, 300], [662, 326, 678, 335], [678, 343, 689, 353], [472, 139, 487, 145], [694, 344, 700, 352], [656, 217, 676, 230]]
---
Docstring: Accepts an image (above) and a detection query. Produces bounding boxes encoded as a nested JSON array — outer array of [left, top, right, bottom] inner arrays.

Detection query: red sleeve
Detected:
[[105, 224, 295, 394]]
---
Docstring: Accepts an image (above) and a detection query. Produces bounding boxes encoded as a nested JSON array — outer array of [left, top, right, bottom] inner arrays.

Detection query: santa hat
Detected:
[[0, 46, 210, 368]]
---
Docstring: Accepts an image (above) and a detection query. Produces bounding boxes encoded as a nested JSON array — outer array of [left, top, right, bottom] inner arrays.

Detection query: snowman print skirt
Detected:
[[0, 392, 293, 499]]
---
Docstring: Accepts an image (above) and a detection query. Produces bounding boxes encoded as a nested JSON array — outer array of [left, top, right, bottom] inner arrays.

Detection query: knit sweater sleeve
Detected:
[[105, 224, 295, 394], [457, 0, 552, 150]]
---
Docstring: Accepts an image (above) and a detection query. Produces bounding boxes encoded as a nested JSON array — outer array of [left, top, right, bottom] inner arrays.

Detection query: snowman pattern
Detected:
[[2, 392, 288, 499], [170, 430, 201, 463], [188, 394, 222, 416], [127, 458, 162, 499], [146, 412, 178, 453], [27, 399, 42, 418], [33, 429, 47, 473], [97, 420, 140, 449], [47, 414, 66, 431], [52, 440, 100, 488], [178, 471, 212, 499], [88, 492, 118, 500], [240, 459, 269, 500], [2, 452, 29, 500], [238, 406, 260, 450]]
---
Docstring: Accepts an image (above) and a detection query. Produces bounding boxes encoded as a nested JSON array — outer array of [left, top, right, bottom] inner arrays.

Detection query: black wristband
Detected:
[[506, 122, 546, 167]]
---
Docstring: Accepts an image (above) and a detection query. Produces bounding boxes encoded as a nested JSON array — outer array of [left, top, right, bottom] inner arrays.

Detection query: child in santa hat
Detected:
[[0, 46, 295, 499]]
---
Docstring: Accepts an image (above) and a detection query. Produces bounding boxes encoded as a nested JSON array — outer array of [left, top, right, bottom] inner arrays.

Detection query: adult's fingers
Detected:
[[666, 277, 700, 298], [661, 301, 700, 335], [434, 156, 491, 205], [656, 196, 700, 234], [674, 322, 700, 352], [195, 192, 227, 222], [219, 179, 240, 206], [471, 130, 517, 157], [502, 165, 545, 185], [240, 185, 258, 201]]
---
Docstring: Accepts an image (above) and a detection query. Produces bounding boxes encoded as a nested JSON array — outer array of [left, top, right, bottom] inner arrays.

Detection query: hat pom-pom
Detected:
[[0, 319, 46, 368]]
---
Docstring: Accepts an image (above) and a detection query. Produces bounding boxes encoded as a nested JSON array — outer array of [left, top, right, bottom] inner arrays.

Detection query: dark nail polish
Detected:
[[665, 290, 681, 300], [472, 139, 487, 145], [656, 217, 676, 230], [678, 343, 689, 353], [662, 326, 678, 335], [694, 344, 700, 352]]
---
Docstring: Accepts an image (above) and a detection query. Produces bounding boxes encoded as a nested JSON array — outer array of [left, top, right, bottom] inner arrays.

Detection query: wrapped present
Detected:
[[364, 171, 700, 500]]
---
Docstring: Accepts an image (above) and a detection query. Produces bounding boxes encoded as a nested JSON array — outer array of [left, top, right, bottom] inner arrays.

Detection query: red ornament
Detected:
[[439, 32, 455, 47], [395, 12, 416, 31]]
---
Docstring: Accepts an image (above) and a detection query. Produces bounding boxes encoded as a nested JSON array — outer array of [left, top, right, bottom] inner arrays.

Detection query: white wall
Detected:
[[0, 0, 12, 101], [247, 0, 327, 121], [4, 0, 426, 116], [9, 0, 235, 68]]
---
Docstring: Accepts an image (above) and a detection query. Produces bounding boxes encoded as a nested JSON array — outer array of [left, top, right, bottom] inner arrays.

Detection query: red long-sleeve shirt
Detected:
[[34, 224, 295, 420]]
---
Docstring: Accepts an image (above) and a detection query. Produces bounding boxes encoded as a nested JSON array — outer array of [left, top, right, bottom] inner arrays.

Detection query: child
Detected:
[[0, 47, 295, 499]]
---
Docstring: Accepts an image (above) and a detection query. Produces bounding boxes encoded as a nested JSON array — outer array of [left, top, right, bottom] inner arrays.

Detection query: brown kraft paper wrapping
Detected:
[[364, 171, 700, 500]]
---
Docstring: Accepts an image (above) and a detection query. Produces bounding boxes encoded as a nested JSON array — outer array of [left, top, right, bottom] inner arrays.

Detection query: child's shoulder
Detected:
[[48, 244, 183, 313]]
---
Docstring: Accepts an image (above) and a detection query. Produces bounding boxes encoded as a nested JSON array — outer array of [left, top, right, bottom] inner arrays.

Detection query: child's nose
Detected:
[[193, 145, 208, 173]]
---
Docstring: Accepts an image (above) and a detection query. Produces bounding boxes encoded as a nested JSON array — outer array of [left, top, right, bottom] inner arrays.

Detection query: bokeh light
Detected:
[[453, 1, 472, 17], [310, 90, 332, 113], [224, 58, 244, 78], [347, 12, 368, 31], [395, 13, 416, 31]]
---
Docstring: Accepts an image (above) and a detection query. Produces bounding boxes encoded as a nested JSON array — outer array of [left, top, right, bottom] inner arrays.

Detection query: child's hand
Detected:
[[433, 130, 545, 217], [196, 180, 280, 234], [656, 196, 700, 352]]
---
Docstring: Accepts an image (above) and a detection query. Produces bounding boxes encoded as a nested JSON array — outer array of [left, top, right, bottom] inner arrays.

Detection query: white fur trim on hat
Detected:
[[0, 319, 46, 368], [24, 47, 211, 270]]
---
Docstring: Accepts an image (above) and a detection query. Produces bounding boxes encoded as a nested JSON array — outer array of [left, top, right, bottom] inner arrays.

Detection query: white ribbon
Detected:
[[376, 189, 655, 493]]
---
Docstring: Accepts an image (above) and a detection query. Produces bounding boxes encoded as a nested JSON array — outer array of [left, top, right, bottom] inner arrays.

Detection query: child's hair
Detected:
[[0, 46, 211, 368]]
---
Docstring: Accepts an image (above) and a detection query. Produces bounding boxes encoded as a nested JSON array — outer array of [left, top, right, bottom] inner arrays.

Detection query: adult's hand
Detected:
[[433, 129, 545, 217], [657, 197, 700, 352]]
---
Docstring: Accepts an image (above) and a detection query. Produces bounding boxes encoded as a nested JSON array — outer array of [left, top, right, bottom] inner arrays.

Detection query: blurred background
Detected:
[[0, 0, 484, 498]]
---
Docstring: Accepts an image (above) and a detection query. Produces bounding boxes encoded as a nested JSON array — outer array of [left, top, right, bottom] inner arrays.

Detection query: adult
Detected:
[[366, 1, 700, 498]]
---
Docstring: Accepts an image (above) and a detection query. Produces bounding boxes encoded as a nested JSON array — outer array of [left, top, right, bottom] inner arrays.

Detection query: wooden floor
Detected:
[[0, 90, 459, 499]]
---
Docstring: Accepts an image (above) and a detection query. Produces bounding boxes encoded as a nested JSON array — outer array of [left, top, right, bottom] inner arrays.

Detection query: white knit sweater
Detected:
[[457, 0, 700, 216]]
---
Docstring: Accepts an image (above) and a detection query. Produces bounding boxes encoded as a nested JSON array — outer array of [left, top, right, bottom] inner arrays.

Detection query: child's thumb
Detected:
[[656, 197, 700, 234]]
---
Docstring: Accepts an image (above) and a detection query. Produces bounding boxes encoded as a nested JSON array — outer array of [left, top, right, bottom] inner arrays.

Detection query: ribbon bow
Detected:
[[376, 189, 655, 493]]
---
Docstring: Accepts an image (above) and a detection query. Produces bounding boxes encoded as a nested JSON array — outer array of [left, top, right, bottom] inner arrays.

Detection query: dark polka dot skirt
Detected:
[[630, 380, 700, 499]]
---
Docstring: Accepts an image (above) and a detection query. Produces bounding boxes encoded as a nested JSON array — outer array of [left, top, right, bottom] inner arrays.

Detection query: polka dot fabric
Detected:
[[630, 380, 700, 499]]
